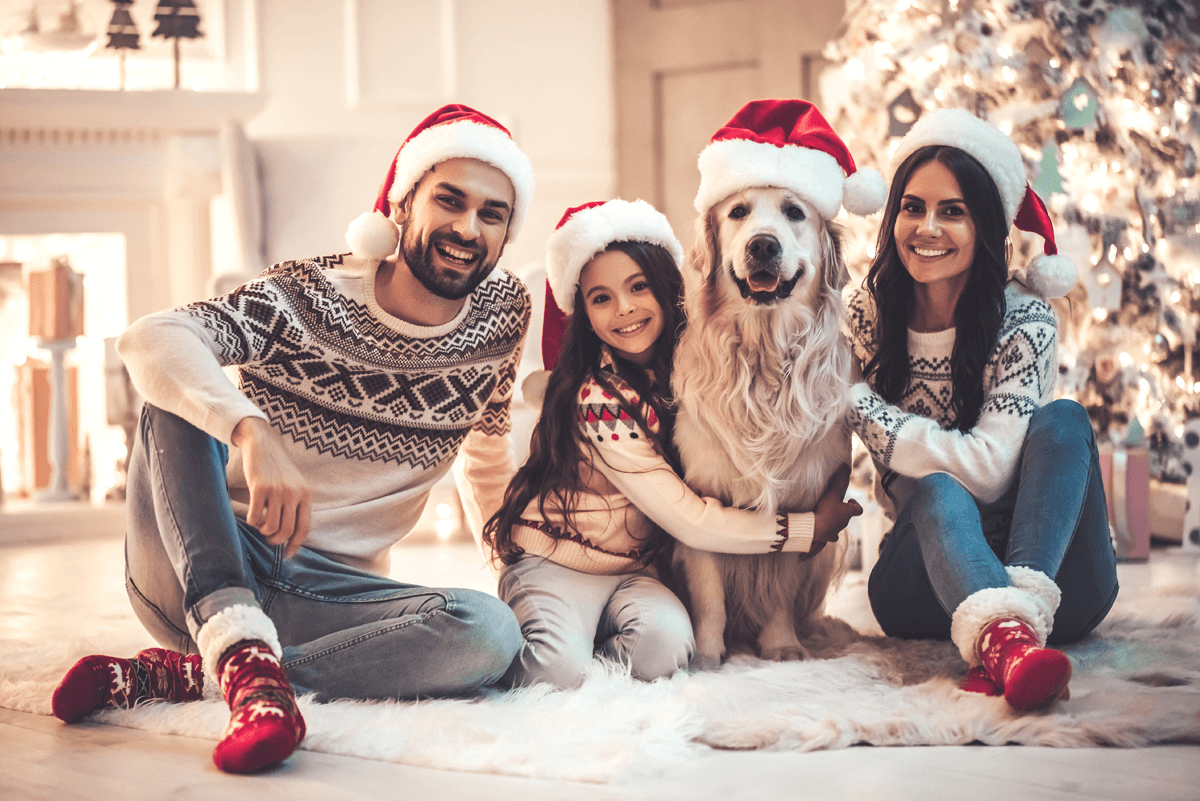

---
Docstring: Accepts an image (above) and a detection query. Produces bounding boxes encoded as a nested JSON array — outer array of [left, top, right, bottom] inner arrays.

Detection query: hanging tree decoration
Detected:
[[152, 0, 204, 90], [105, 0, 141, 91]]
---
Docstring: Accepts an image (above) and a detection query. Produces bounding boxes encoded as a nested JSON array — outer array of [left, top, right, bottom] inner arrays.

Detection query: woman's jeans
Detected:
[[124, 403, 521, 702], [868, 399, 1119, 645]]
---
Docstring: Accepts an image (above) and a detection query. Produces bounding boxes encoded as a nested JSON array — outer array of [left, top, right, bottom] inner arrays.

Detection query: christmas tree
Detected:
[[822, 0, 1200, 481], [152, 0, 204, 90], [105, 0, 140, 90]]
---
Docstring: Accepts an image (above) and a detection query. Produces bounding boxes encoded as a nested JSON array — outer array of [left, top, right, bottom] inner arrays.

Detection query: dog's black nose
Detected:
[[746, 234, 781, 262]]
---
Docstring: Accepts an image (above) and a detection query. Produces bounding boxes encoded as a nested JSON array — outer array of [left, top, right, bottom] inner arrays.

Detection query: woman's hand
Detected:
[[232, 417, 312, 558], [809, 462, 863, 554]]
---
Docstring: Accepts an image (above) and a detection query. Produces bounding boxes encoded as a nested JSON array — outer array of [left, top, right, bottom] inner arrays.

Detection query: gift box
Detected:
[[1098, 437, 1150, 562], [28, 256, 85, 342]]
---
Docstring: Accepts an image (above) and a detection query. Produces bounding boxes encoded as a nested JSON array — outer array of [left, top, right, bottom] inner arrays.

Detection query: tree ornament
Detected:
[[1032, 141, 1065, 198], [887, 89, 922, 138], [1086, 257, 1123, 315], [152, 0, 204, 90], [105, 0, 140, 91], [1062, 77, 1099, 131]]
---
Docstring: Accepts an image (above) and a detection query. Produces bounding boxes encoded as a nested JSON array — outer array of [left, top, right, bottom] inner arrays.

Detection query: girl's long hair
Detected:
[[863, 145, 1009, 431], [483, 241, 685, 566]]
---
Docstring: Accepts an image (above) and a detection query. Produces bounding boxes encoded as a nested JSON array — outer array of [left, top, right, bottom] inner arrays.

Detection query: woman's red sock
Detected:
[[52, 648, 204, 723], [977, 618, 1071, 711], [211, 640, 305, 774]]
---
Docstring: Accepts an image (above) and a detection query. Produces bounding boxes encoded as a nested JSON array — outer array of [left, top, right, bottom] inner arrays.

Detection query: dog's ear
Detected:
[[686, 212, 718, 279]]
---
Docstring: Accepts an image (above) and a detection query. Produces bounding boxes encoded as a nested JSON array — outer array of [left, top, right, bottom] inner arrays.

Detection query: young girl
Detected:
[[485, 199, 861, 689], [845, 109, 1119, 711]]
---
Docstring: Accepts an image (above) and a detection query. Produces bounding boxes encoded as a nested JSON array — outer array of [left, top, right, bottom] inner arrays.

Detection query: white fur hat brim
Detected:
[[890, 108, 1026, 227], [546, 199, 684, 315], [694, 138, 885, 219]]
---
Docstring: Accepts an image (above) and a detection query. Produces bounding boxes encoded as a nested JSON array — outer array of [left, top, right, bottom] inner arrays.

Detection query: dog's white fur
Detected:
[[671, 187, 852, 669]]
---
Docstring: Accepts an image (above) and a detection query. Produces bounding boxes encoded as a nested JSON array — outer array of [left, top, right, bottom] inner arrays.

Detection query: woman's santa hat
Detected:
[[890, 108, 1077, 299], [345, 104, 536, 261], [541, 199, 683, 370], [694, 99, 887, 219]]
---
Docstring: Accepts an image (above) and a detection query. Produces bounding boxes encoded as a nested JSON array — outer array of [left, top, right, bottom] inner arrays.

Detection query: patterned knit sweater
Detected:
[[118, 253, 529, 576], [843, 282, 1058, 530], [509, 348, 818, 576]]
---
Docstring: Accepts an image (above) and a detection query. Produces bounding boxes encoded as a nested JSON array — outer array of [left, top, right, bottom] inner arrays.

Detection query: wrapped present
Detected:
[[1098, 421, 1150, 561], [28, 256, 85, 342], [1182, 420, 1200, 552]]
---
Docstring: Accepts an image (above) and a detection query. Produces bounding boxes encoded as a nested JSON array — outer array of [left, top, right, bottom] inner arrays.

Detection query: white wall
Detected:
[[244, 0, 616, 275]]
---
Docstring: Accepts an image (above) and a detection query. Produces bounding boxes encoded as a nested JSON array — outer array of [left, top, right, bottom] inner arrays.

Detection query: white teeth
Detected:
[[913, 246, 950, 257], [616, 320, 647, 334], [437, 244, 474, 263]]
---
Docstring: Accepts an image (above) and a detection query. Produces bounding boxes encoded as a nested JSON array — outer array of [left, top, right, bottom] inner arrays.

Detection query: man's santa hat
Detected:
[[889, 108, 1077, 299], [541, 199, 683, 370], [694, 99, 887, 219], [345, 104, 535, 261]]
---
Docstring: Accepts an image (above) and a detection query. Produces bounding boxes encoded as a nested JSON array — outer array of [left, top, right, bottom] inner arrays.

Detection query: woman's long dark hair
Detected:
[[483, 240, 685, 566], [863, 145, 1010, 432]]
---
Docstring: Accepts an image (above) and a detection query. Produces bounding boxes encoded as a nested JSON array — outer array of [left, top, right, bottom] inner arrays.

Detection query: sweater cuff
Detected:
[[850, 381, 875, 407], [774, 512, 816, 554]]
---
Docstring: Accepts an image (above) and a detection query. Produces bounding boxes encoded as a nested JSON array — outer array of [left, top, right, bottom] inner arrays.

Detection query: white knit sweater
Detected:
[[843, 282, 1059, 527], [118, 253, 529, 576]]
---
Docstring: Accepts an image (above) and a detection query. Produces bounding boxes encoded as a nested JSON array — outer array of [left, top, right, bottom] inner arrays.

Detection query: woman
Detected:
[[485, 199, 858, 689], [845, 108, 1118, 711]]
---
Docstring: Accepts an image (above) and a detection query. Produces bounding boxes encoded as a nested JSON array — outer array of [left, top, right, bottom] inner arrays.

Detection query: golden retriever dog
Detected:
[[671, 186, 852, 669]]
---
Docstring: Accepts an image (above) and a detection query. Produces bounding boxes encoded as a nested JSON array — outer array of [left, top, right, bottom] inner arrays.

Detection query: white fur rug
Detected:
[[3, 567, 1199, 784]]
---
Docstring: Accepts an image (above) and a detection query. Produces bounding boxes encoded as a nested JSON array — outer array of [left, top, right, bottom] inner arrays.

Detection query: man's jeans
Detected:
[[124, 403, 521, 701], [868, 399, 1119, 644]]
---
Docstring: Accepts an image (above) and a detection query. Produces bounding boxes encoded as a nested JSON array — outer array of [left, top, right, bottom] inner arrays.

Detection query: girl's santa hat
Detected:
[[345, 104, 536, 261], [694, 99, 887, 219], [890, 108, 1077, 299], [541, 199, 683, 370]]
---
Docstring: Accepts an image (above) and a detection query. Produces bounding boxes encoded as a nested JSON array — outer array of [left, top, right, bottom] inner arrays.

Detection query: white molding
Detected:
[[343, 0, 457, 111]]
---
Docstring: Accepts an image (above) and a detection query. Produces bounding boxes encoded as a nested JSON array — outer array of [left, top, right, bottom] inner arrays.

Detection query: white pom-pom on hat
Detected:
[[345, 210, 400, 262]]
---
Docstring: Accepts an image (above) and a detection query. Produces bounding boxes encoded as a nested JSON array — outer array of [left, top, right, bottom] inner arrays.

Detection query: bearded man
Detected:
[[51, 105, 534, 774]]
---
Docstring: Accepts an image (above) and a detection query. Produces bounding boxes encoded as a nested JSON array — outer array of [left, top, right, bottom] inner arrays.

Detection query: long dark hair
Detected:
[[483, 240, 685, 566], [863, 145, 1009, 432]]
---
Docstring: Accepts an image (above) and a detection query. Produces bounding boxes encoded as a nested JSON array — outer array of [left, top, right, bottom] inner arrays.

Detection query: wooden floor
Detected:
[[1, 501, 1198, 800]]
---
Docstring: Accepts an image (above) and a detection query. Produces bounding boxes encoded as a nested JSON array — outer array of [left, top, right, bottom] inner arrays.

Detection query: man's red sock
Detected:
[[52, 648, 204, 723], [978, 618, 1071, 711], [211, 640, 305, 774]]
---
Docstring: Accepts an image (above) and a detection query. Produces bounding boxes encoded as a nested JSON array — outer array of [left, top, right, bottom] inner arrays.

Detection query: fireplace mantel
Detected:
[[0, 89, 266, 320]]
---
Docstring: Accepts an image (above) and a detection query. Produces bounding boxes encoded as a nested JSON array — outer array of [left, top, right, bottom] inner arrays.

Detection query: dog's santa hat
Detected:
[[345, 104, 536, 261], [694, 99, 887, 219], [541, 199, 683, 370], [889, 108, 1077, 299]]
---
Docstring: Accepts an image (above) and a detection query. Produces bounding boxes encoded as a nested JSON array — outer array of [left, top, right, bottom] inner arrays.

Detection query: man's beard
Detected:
[[401, 227, 497, 301]]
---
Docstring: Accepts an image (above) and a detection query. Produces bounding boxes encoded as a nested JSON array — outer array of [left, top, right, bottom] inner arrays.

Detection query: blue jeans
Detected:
[[868, 399, 1119, 645], [124, 403, 521, 702]]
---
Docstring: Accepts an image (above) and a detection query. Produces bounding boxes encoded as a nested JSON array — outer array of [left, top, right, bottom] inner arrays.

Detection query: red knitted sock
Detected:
[[978, 618, 1071, 711], [211, 640, 305, 774], [959, 665, 1002, 697], [52, 648, 203, 723]]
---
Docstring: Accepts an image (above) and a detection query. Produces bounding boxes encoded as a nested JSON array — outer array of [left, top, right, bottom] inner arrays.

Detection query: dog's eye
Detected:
[[729, 205, 748, 219], [784, 204, 805, 222]]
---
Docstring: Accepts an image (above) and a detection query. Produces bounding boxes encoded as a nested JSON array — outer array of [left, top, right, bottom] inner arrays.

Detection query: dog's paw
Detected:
[[760, 644, 810, 662], [690, 647, 726, 672]]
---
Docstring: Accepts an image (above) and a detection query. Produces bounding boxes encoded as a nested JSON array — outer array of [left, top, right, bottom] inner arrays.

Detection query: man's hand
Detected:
[[232, 417, 311, 558], [811, 462, 863, 552]]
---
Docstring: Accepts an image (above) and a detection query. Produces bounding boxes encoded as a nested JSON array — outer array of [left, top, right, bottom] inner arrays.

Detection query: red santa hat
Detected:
[[345, 104, 536, 261], [541, 199, 683, 370], [889, 108, 1077, 299], [694, 99, 887, 220]]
